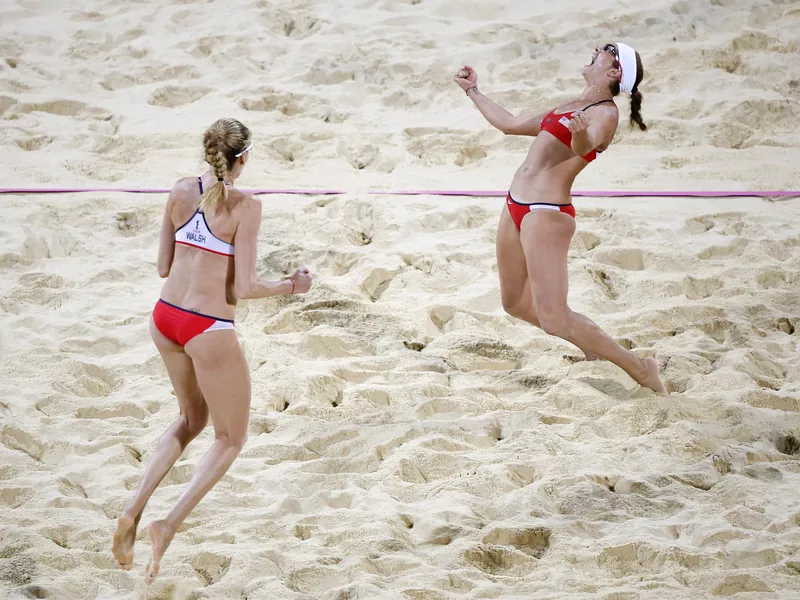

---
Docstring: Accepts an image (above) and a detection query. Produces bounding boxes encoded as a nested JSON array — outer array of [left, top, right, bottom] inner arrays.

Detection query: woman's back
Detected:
[[159, 173, 250, 320]]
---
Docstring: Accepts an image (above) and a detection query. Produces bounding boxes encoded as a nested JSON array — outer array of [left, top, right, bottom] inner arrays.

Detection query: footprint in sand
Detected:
[[99, 65, 200, 92], [242, 443, 316, 465], [14, 134, 53, 151], [0, 554, 40, 587], [698, 237, 749, 260], [147, 85, 210, 108], [454, 140, 487, 166], [683, 275, 724, 299], [52, 361, 123, 399], [254, 2, 325, 39], [463, 543, 537, 576], [756, 268, 800, 291], [0, 94, 17, 116], [57, 477, 88, 499], [239, 90, 309, 116], [67, 29, 115, 59], [115, 210, 148, 236], [190, 551, 231, 586], [284, 565, 349, 595], [422, 332, 523, 371], [315, 250, 360, 277], [591, 247, 646, 271], [506, 464, 537, 487], [586, 265, 620, 300], [482, 527, 551, 558], [572, 230, 602, 251], [75, 402, 145, 420], [1, 426, 47, 462], [68, 10, 105, 22], [338, 141, 379, 170], [597, 542, 666, 577], [303, 427, 359, 456], [17, 99, 109, 119], [361, 266, 403, 301], [11, 272, 70, 307], [0, 486, 36, 509], [775, 434, 800, 456], [713, 574, 773, 596]]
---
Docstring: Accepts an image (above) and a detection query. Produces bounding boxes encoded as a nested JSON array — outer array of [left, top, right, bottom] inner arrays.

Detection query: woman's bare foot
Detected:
[[111, 511, 139, 570], [145, 520, 175, 584], [636, 357, 666, 393]]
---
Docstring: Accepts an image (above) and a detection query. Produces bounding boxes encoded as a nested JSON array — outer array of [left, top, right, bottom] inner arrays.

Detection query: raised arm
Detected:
[[233, 196, 312, 300], [454, 66, 548, 136], [156, 186, 179, 278]]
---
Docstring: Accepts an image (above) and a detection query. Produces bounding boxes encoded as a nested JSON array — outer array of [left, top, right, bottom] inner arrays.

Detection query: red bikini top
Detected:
[[540, 99, 614, 163]]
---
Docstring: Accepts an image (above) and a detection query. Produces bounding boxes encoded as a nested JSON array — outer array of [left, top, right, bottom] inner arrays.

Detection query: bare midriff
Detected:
[[160, 248, 236, 320], [507, 131, 589, 205]]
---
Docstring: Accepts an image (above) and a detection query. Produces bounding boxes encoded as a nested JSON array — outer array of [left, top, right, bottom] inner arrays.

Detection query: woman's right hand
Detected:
[[289, 267, 312, 294], [454, 65, 477, 92]]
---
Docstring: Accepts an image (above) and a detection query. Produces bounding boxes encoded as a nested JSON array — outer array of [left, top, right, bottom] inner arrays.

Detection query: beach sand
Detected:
[[1, 0, 800, 598]]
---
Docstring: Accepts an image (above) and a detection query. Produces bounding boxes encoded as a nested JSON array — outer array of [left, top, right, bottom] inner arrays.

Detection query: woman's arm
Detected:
[[455, 66, 547, 136], [567, 105, 618, 157], [156, 188, 178, 278], [233, 197, 312, 299]]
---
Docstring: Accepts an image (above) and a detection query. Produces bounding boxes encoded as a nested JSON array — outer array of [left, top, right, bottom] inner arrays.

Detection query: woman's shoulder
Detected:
[[164, 177, 199, 209], [167, 176, 201, 200], [228, 188, 261, 216], [177, 175, 205, 190]]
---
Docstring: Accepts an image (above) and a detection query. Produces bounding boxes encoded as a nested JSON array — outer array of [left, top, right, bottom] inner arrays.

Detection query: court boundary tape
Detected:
[[0, 187, 798, 198]]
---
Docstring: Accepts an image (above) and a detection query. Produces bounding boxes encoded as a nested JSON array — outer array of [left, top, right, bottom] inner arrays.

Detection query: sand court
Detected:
[[2, 0, 800, 598]]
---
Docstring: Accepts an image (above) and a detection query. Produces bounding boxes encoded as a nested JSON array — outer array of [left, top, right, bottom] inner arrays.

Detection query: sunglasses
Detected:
[[600, 43, 623, 82], [602, 43, 618, 59]]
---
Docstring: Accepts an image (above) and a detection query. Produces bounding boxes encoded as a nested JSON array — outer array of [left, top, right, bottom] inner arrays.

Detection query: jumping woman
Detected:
[[454, 43, 665, 393], [111, 118, 312, 582]]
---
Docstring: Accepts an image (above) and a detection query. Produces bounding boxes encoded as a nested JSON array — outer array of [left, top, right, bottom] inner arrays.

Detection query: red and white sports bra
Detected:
[[174, 177, 235, 257], [540, 99, 614, 163]]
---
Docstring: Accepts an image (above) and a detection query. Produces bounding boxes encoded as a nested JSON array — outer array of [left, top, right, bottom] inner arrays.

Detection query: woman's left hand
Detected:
[[567, 111, 591, 134], [454, 65, 477, 92]]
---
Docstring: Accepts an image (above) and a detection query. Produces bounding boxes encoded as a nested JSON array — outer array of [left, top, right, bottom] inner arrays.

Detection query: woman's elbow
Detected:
[[157, 265, 170, 278], [234, 281, 251, 300], [500, 124, 535, 136]]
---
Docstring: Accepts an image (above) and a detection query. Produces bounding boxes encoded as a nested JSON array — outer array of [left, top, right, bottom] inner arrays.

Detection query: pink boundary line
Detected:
[[0, 187, 798, 198], [366, 190, 800, 198]]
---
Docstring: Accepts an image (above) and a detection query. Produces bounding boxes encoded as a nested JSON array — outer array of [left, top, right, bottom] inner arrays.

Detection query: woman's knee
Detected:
[[501, 295, 523, 319], [537, 307, 572, 338], [502, 297, 542, 328], [216, 431, 247, 452], [176, 405, 208, 442], [185, 407, 209, 438]]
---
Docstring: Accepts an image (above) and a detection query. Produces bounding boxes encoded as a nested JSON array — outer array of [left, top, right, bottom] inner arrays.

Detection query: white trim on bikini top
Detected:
[[174, 210, 235, 256]]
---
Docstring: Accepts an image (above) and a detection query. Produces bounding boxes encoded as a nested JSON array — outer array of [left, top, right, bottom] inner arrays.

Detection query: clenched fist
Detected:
[[454, 65, 477, 92], [566, 111, 591, 134], [289, 267, 312, 294]]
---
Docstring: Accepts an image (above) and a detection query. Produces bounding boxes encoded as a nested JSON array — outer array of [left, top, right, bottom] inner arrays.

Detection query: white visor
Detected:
[[234, 141, 253, 158], [616, 42, 638, 94]]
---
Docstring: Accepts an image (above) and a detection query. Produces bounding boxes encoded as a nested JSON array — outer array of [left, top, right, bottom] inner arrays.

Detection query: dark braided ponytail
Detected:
[[629, 51, 647, 131]]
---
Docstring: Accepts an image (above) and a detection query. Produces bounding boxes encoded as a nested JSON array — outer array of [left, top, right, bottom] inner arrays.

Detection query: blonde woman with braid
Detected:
[[111, 118, 312, 582]]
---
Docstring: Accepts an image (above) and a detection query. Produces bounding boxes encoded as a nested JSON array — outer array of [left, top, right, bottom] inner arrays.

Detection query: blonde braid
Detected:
[[200, 118, 252, 213], [201, 145, 229, 213]]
